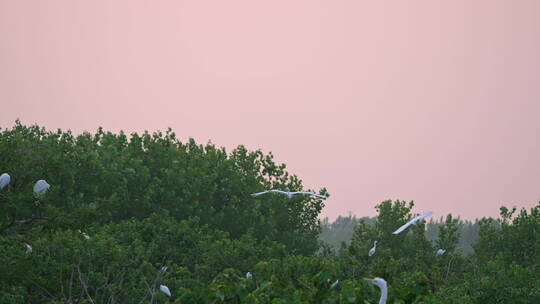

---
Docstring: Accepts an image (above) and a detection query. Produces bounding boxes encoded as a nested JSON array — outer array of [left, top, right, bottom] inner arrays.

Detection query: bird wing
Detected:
[[392, 211, 432, 235], [292, 191, 326, 199], [251, 190, 270, 197], [412, 211, 433, 222], [392, 221, 414, 234], [252, 190, 291, 197], [269, 190, 289, 196]]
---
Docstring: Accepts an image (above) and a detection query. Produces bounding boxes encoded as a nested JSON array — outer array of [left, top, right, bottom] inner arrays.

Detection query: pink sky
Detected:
[[1, 1, 540, 220]]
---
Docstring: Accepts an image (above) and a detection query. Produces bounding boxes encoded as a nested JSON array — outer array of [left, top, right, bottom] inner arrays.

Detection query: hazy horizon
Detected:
[[2, 1, 540, 221]]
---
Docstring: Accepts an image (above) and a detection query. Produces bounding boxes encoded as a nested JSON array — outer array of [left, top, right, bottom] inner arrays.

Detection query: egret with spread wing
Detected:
[[251, 190, 325, 199], [392, 211, 432, 235]]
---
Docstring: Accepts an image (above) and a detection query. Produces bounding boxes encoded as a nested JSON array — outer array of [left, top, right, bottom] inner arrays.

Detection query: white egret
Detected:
[[251, 190, 325, 199], [330, 279, 339, 289], [368, 241, 378, 257], [77, 230, 90, 239], [392, 211, 432, 235], [33, 180, 50, 196], [363, 277, 388, 304], [159, 284, 171, 297], [24, 243, 32, 254], [436, 249, 446, 256], [0, 173, 10, 189], [160, 266, 168, 273], [246, 272, 253, 280]]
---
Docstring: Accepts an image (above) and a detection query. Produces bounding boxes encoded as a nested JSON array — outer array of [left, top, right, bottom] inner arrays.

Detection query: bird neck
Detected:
[[379, 287, 387, 304]]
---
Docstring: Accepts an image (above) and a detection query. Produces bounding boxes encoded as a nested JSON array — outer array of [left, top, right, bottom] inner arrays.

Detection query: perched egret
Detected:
[[33, 180, 50, 196], [77, 230, 90, 239], [392, 211, 432, 235], [24, 243, 32, 254], [363, 277, 388, 304], [0, 173, 10, 189], [330, 279, 339, 289], [436, 249, 446, 256], [246, 272, 253, 280], [159, 285, 171, 297], [251, 190, 325, 199], [368, 241, 378, 257], [160, 266, 168, 273]]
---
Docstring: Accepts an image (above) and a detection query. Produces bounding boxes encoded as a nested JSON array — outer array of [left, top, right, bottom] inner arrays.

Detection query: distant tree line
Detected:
[[321, 214, 481, 254]]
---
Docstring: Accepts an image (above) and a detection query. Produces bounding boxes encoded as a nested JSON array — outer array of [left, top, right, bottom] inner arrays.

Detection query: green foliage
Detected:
[[321, 215, 481, 255], [436, 215, 460, 254], [1, 122, 539, 303], [0, 121, 326, 255], [343, 201, 435, 280]]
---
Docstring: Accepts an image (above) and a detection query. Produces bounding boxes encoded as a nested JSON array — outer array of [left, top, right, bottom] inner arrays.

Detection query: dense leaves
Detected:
[[1, 122, 539, 303], [0, 121, 325, 254]]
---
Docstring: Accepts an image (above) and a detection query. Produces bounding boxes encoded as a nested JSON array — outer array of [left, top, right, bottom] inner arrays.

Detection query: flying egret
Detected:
[[363, 277, 388, 304], [251, 190, 325, 199], [436, 249, 446, 256], [246, 272, 253, 280], [24, 243, 32, 254], [368, 241, 378, 257], [159, 285, 171, 297], [392, 211, 433, 235], [33, 180, 50, 196], [0, 173, 10, 189], [330, 279, 339, 289]]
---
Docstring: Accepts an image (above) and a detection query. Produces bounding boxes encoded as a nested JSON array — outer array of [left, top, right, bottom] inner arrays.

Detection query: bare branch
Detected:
[[14, 216, 50, 225], [77, 265, 96, 304]]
